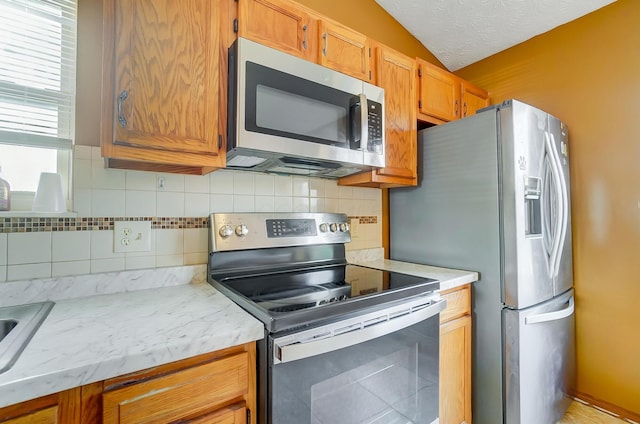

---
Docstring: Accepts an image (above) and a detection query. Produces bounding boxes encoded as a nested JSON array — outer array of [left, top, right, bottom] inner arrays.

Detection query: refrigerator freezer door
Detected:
[[503, 289, 575, 424], [501, 100, 569, 309]]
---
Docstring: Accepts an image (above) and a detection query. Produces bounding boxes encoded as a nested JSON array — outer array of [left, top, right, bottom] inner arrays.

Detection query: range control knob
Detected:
[[218, 224, 233, 238], [319, 223, 329, 233], [235, 224, 249, 237], [339, 222, 350, 232], [329, 223, 338, 232]]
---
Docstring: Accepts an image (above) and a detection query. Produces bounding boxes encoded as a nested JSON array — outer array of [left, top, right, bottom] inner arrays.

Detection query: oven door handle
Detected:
[[273, 298, 446, 364]]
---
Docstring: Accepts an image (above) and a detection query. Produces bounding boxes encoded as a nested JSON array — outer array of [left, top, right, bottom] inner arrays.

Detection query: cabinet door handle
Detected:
[[322, 32, 327, 56], [302, 25, 308, 50], [463, 101, 468, 116], [117, 90, 128, 128]]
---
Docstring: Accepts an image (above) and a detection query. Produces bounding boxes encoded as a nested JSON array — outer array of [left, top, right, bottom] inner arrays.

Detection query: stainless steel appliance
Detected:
[[227, 38, 385, 178], [390, 100, 575, 424], [208, 212, 444, 424]]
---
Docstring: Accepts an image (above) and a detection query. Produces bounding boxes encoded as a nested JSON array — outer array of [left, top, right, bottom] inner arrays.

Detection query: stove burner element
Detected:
[[249, 282, 352, 312]]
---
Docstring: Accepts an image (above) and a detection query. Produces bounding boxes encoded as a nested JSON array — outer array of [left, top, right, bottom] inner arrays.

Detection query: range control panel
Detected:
[[210, 213, 351, 252]]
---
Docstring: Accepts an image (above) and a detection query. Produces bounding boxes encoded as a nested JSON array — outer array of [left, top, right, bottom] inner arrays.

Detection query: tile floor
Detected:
[[559, 401, 632, 424]]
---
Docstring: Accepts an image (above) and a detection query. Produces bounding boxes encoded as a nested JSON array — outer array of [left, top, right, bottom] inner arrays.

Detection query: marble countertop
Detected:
[[349, 256, 478, 291], [0, 271, 264, 408]]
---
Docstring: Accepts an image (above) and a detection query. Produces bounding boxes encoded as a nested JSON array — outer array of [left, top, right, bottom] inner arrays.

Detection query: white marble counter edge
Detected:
[[0, 282, 264, 409], [349, 258, 479, 291]]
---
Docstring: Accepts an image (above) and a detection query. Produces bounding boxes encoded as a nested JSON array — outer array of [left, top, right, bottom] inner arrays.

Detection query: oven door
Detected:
[[267, 296, 445, 424], [230, 37, 385, 169]]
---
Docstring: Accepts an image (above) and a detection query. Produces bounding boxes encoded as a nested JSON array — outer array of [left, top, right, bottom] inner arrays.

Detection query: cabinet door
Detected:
[[103, 352, 249, 424], [182, 403, 246, 424], [102, 0, 224, 170], [237, 0, 315, 61], [338, 44, 416, 188], [461, 80, 490, 118], [417, 58, 461, 122], [440, 315, 472, 424], [317, 20, 370, 81], [0, 388, 81, 424]]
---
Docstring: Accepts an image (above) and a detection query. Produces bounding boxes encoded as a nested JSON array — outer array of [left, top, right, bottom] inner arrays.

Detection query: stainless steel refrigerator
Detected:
[[390, 99, 575, 424]]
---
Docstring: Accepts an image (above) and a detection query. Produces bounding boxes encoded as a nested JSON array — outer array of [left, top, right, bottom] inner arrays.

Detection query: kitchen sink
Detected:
[[0, 301, 54, 374]]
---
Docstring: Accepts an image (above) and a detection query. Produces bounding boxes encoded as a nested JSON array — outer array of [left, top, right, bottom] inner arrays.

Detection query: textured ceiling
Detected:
[[375, 0, 616, 71]]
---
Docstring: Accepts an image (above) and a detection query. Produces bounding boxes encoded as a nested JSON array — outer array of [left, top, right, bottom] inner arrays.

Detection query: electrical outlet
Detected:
[[114, 221, 152, 253]]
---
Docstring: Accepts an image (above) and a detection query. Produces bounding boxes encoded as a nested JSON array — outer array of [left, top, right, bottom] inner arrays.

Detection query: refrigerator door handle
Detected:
[[544, 132, 567, 278], [550, 132, 570, 276], [525, 296, 574, 325]]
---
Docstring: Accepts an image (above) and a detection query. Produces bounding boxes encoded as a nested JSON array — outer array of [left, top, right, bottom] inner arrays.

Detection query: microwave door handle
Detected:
[[359, 93, 368, 151]]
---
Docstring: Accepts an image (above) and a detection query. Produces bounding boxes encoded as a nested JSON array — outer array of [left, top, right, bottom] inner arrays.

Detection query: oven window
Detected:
[[245, 62, 354, 147], [269, 315, 439, 424]]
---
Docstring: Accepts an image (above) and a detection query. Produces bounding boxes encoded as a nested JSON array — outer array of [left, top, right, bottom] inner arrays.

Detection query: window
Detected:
[[0, 0, 77, 210]]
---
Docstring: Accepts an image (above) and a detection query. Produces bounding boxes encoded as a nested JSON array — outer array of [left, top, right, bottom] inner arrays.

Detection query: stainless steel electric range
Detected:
[[208, 212, 444, 424]]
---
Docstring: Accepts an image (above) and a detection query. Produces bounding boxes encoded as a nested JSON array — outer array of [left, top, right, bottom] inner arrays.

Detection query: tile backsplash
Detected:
[[0, 146, 382, 282]]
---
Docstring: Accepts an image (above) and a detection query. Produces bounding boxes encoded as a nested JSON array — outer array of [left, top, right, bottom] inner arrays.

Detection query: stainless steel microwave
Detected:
[[227, 37, 385, 178]]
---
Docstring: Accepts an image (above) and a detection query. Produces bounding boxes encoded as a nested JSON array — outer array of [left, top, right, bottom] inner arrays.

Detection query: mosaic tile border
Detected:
[[0, 216, 377, 233]]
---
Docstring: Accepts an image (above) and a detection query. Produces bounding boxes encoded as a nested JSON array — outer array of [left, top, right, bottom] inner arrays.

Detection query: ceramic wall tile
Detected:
[[126, 190, 156, 217], [184, 193, 210, 217], [184, 228, 208, 254], [74, 145, 92, 160], [52, 231, 91, 262], [254, 174, 274, 196], [255, 196, 275, 212], [233, 195, 255, 212], [72, 188, 91, 216], [324, 179, 340, 198], [233, 172, 255, 195], [210, 170, 234, 194], [184, 252, 207, 265], [51, 260, 91, 278], [7, 263, 51, 280], [8, 232, 52, 265], [91, 258, 125, 274], [292, 177, 309, 197], [210, 194, 234, 212], [292, 197, 310, 212], [91, 161, 126, 190], [184, 174, 209, 193], [90, 230, 122, 260], [157, 173, 185, 192], [309, 178, 325, 198], [73, 159, 92, 189], [309, 197, 325, 212], [157, 191, 185, 217], [125, 170, 156, 191], [325, 198, 341, 213], [274, 196, 292, 212], [155, 254, 183, 267], [274, 175, 292, 196], [156, 229, 184, 256], [91, 189, 125, 216], [125, 255, 156, 270], [0, 266, 5, 282], [0, 234, 6, 266]]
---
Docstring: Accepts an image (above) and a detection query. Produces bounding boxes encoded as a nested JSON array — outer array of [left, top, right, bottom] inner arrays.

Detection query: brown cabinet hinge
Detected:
[[233, 18, 238, 33], [418, 67, 422, 77], [418, 100, 422, 109], [369, 70, 372, 81], [246, 409, 251, 424], [218, 134, 223, 149]]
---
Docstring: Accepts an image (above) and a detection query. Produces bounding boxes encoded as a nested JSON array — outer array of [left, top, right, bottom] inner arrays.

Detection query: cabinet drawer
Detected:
[[440, 285, 471, 324], [103, 352, 249, 424]]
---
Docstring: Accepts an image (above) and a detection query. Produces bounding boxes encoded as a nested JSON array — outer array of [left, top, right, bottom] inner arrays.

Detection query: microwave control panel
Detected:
[[367, 100, 383, 154]]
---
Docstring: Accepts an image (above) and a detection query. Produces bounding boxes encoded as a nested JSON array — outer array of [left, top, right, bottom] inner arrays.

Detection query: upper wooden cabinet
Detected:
[[237, 0, 372, 81], [339, 43, 417, 188], [101, 0, 226, 175], [237, 0, 317, 61], [317, 20, 371, 81], [416, 58, 489, 124]]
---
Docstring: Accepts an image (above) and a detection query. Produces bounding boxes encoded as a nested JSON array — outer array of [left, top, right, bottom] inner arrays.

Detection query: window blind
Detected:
[[0, 0, 77, 150]]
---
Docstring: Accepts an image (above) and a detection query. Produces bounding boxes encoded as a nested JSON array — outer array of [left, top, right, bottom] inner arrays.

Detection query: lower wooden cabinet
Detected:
[[0, 343, 256, 424], [440, 285, 472, 424]]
